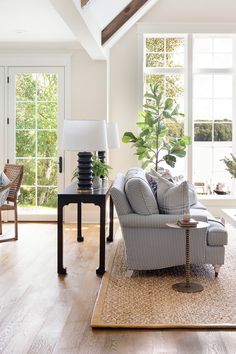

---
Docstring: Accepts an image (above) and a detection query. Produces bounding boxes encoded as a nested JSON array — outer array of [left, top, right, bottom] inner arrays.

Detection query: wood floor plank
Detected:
[[0, 222, 236, 353]]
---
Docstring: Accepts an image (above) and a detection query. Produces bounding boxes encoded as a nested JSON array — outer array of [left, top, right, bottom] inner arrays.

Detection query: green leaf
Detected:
[[163, 110, 172, 119], [163, 154, 176, 167], [122, 132, 137, 143], [171, 104, 180, 116], [164, 98, 173, 110]]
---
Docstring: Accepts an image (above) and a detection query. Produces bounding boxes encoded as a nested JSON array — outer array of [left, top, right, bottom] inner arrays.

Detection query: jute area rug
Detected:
[[91, 226, 236, 329]]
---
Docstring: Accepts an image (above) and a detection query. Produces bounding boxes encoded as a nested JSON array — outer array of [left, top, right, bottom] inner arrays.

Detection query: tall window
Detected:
[[144, 35, 186, 175], [143, 34, 235, 195], [193, 36, 233, 193]]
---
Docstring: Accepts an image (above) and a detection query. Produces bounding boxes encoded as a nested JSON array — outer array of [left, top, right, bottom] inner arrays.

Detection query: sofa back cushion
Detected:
[[110, 173, 133, 216], [124, 167, 159, 215]]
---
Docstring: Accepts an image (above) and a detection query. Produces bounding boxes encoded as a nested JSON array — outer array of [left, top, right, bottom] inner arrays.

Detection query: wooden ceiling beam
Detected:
[[81, 0, 90, 7], [102, 0, 149, 45]]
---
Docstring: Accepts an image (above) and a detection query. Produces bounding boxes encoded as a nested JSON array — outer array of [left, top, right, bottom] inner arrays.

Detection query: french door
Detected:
[[7, 67, 65, 221]]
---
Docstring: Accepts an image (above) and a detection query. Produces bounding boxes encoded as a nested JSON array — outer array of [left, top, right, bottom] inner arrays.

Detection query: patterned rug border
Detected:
[[91, 231, 236, 329]]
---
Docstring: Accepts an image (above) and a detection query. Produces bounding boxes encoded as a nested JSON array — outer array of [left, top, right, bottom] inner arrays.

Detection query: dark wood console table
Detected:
[[57, 180, 114, 276]]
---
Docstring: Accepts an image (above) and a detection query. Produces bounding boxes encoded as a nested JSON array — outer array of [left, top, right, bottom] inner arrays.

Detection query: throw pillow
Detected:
[[145, 173, 158, 196], [124, 168, 159, 215], [149, 169, 197, 207], [0, 172, 10, 206], [147, 172, 189, 214]]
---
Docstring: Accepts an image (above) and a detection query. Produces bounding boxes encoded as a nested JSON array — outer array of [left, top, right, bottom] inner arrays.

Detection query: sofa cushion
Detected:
[[125, 168, 159, 215], [147, 172, 189, 214], [110, 173, 133, 215], [207, 220, 228, 246], [0, 172, 10, 206]]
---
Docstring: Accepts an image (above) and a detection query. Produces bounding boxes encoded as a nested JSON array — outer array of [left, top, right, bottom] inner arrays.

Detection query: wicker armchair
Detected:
[[0, 164, 24, 242]]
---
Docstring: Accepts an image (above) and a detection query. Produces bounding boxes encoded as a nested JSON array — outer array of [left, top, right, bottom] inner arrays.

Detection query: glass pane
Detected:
[[214, 38, 232, 52], [213, 54, 232, 68], [194, 122, 212, 141], [146, 37, 164, 52], [193, 144, 213, 183], [37, 131, 57, 158], [214, 123, 232, 141], [16, 159, 35, 186], [16, 73, 36, 101], [37, 187, 57, 208], [166, 53, 184, 67], [166, 75, 184, 99], [38, 103, 57, 129], [16, 131, 36, 157], [16, 103, 36, 129], [193, 99, 212, 120], [194, 38, 213, 52], [18, 186, 36, 206], [146, 53, 164, 67], [194, 75, 213, 98], [213, 99, 232, 120], [166, 38, 184, 52], [145, 75, 164, 92], [37, 73, 57, 101], [38, 159, 57, 186], [194, 53, 213, 68], [214, 75, 232, 98]]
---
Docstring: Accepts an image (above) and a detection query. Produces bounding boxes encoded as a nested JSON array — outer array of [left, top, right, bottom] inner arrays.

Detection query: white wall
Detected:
[[68, 49, 107, 223]]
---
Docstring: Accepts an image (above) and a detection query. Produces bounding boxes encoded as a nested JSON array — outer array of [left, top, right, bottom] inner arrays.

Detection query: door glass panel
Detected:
[[15, 72, 58, 211]]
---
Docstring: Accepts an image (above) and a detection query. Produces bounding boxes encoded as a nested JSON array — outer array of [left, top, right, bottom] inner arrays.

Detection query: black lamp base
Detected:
[[98, 150, 106, 164], [98, 150, 106, 180], [77, 152, 93, 191]]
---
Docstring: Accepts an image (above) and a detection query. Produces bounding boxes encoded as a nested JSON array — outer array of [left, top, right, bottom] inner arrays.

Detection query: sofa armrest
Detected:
[[119, 214, 184, 228]]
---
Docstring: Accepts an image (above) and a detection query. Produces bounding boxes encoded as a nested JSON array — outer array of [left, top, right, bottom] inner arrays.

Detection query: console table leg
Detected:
[[96, 205, 106, 276], [77, 203, 84, 242], [57, 203, 67, 275], [107, 196, 114, 243]]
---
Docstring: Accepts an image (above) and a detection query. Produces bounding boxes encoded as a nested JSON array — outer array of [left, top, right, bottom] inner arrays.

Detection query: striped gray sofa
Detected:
[[110, 168, 228, 276]]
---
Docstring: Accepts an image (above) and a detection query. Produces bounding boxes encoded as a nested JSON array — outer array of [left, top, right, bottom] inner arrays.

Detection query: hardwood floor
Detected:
[[0, 222, 236, 353]]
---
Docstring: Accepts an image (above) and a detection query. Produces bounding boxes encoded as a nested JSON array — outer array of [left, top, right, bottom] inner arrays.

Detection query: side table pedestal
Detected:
[[167, 222, 209, 293]]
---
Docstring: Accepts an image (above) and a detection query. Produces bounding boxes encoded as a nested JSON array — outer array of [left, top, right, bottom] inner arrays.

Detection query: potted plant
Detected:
[[122, 84, 191, 171], [92, 155, 111, 188]]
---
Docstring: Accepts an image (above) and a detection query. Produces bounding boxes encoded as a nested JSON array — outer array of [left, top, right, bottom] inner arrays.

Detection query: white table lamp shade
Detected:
[[62, 120, 108, 151], [107, 122, 120, 149]]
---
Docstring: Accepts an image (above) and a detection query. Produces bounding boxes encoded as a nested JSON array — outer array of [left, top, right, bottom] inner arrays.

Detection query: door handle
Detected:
[[58, 156, 62, 173]]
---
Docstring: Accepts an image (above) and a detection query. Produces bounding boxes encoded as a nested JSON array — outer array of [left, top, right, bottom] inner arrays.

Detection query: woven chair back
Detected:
[[3, 164, 24, 203]]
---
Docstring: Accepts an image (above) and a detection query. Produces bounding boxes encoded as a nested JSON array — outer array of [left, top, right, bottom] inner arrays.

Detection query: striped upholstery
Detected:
[[124, 168, 159, 215]]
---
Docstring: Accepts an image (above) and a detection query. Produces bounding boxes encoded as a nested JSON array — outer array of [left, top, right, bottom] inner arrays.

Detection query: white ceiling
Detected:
[[82, 0, 131, 29], [0, 0, 77, 42]]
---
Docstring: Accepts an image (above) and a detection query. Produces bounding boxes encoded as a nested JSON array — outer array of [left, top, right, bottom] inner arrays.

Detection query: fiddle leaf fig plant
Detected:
[[221, 153, 236, 178], [122, 84, 191, 171]]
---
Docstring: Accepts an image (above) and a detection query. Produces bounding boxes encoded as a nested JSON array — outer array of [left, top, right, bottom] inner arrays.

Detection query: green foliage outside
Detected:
[[15, 73, 58, 209], [122, 84, 191, 171], [194, 120, 232, 142]]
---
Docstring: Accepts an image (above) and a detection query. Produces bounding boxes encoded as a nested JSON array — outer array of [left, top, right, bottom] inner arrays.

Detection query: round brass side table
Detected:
[[166, 221, 209, 293]]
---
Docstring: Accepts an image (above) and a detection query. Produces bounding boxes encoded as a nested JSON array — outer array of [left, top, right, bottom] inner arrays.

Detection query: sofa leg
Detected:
[[125, 270, 133, 278], [213, 265, 221, 277]]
